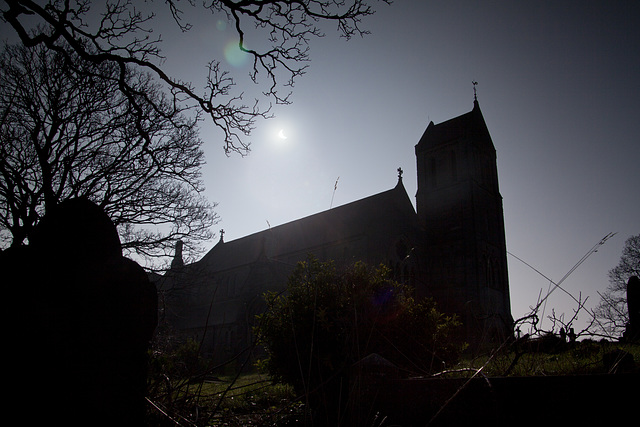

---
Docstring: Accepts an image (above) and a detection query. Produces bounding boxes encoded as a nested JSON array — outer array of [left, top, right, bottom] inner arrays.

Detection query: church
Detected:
[[154, 99, 513, 361]]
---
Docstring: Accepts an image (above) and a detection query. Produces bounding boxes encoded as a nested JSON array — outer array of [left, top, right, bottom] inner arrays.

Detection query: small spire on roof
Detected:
[[472, 81, 478, 102], [219, 229, 225, 243], [397, 167, 403, 182], [171, 240, 184, 269]]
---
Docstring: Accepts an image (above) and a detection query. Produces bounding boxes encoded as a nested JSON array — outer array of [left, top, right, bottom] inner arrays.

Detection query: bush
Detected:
[[254, 257, 464, 422], [150, 337, 205, 381]]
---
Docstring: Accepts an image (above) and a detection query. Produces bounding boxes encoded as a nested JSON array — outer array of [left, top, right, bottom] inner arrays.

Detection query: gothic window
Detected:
[[224, 328, 236, 350], [230, 276, 237, 297], [481, 153, 494, 188], [216, 278, 224, 297], [430, 157, 437, 188], [484, 256, 504, 290], [450, 150, 457, 182], [485, 255, 494, 288]]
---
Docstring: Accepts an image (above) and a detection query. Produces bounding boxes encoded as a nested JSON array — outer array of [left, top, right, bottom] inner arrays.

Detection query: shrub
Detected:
[[254, 256, 464, 422]]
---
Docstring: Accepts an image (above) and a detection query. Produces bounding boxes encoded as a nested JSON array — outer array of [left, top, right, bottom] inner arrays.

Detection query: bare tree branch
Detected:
[[593, 234, 640, 337], [1, 0, 390, 155], [0, 40, 217, 268]]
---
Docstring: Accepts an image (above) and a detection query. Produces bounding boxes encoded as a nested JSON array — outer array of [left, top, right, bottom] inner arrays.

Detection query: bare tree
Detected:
[[510, 233, 616, 341], [0, 40, 217, 268], [594, 233, 640, 337], [1, 0, 389, 155]]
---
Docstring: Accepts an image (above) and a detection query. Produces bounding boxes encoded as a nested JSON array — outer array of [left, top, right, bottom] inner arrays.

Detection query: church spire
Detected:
[[472, 81, 479, 108]]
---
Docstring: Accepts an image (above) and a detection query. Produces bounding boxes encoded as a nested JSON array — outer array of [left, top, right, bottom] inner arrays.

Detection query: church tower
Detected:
[[415, 99, 512, 345]]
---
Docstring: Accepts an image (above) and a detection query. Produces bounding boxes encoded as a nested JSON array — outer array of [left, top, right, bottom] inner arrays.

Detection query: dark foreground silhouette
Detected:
[[3, 198, 157, 425]]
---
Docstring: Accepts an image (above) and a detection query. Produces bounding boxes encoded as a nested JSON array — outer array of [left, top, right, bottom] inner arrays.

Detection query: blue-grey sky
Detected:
[[159, 0, 639, 334], [4, 1, 639, 334]]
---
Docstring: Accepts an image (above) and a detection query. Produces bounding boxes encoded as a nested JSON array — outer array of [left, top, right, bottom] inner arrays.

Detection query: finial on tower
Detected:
[[219, 229, 225, 243], [397, 167, 403, 183], [472, 81, 478, 102]]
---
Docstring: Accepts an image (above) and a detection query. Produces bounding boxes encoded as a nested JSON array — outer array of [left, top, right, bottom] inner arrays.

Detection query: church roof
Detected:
[[415, 100, 495, 153], [196, 178, 417, 273]]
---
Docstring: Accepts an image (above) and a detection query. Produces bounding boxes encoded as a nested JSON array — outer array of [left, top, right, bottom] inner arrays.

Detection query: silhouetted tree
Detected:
[[594, 234, 640, 337], [0, 41, 216, 268], [1, 0, 390, 155]]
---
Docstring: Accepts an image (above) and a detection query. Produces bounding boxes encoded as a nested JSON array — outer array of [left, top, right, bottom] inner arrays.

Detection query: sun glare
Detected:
[[264, 118, 298, 148]]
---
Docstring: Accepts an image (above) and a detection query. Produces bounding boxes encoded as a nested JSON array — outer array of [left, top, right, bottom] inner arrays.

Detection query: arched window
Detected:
[[485, 255, 494, 288], [430, 157, 437, 187], [450, 150, 457, 182]]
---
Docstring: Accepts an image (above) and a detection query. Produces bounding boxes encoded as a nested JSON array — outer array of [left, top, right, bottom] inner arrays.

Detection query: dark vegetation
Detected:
[[594, 234, 640, 336], [145, 256, 639, 426], [470, 337, 639, 377], [256, 258, 464, 383], [255, 258, 464, 425], [146, 330, 639, 426], [0, 40, 216, 267]]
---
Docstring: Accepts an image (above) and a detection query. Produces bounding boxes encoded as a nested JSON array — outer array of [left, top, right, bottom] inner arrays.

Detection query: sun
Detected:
[[266, 121, 295, 147]]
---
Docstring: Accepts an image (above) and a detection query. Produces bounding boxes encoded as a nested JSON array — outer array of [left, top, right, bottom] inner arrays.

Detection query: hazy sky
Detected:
[[160, 0, 638, 334], [3, 1, 639, 334]]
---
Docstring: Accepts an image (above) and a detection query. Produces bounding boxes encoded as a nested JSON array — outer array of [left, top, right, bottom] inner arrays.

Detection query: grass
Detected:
[[147, 372, 301, 426], [147, 340, 639, 425], [198, 373, 295, 411], [452, 340, 640, 378]]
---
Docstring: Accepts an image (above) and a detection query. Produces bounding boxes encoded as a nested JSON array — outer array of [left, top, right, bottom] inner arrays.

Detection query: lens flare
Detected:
[[216, 20, 227, 31], [224, 40, 248, 68], [371, 287, 402, 322]]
